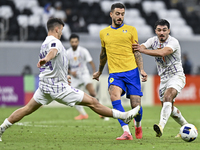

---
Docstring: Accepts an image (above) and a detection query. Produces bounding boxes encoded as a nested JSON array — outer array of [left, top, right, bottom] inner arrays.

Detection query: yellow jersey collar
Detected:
[[110, 23, 124, 29]]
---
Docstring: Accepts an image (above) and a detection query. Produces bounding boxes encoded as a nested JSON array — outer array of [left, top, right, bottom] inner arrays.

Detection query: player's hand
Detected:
[[70, 71, 77, 77], [93, 71, 101, 81], [140, 69, 147, 82], [67, 75, 71, 85], [37, 58, 47, 68], [132, 40, 141, 52]]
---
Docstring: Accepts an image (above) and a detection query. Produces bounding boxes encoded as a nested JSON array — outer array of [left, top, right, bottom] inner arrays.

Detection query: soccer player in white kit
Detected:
[[132, 19, 188, 137], [0, 18, 141, 142], [66, 34, 105, 120]]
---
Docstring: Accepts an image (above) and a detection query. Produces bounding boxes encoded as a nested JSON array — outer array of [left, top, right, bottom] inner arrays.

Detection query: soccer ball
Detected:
[[179, 124, 198, 142]]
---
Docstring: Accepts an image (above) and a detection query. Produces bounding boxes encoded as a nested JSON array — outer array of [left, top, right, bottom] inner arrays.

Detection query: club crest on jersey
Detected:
[[122, 30, 127, 33], [73, 57, 77, 61], [106, 33, 109, 36], [51, 43, 56, 47]]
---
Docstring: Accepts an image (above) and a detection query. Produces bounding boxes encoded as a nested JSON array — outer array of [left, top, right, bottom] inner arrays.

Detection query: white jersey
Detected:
[[142, 35, 185, 80], [66, 46, 92, 78], [38, 35, 69, 93]]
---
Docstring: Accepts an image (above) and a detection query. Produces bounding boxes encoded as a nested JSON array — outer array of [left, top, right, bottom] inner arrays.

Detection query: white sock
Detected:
[[171, 106, 188, 126], [159, 102, 172, 129], [1, 118, 12, 132], [75, 105, 87, 115], [122, 125, 131, 135], [134, 119, 141, 128]]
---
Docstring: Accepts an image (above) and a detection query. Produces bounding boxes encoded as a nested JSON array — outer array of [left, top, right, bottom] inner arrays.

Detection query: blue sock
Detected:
[[134, 106, 143, 122], [112, 100, 127, 127]]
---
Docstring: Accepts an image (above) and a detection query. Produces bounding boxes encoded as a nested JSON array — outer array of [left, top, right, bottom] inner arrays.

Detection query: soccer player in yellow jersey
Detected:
[[93, 3, 147, 140]]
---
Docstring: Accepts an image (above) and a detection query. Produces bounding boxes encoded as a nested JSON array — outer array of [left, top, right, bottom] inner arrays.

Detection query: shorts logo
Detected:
[[109, 78, 114, 83]]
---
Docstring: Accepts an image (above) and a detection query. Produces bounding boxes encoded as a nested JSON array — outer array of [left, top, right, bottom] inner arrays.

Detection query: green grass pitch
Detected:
[[0, 105, 199, 150]]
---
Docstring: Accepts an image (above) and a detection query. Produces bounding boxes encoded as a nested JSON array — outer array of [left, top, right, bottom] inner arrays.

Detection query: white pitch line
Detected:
[[15, 119, 200, 128], [15, 122, 61, 128]]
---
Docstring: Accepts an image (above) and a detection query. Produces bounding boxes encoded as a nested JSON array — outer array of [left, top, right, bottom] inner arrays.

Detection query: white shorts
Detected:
[[71, 73, 92, 88], [159, 75, 186, 101], [33, 84, 84, 107]]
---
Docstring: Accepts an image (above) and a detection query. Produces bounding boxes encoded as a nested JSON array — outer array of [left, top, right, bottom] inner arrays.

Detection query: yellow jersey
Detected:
[[100, 24, 138, 73]]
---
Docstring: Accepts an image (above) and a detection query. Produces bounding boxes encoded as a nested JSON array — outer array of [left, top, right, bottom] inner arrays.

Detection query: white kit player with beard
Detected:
[[66, 34, 109, 120], [0, 18, 141, 142], [66, 42, 93, 90], [143, 35, 185, 80], [132, 19, 188, 138]]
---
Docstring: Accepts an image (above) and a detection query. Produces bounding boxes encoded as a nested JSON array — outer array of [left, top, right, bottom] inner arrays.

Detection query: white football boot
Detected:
[[122, 105, 140, 124]]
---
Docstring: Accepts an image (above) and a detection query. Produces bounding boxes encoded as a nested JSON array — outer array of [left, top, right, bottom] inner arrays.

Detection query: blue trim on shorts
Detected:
[[108, 68, 143, 98]]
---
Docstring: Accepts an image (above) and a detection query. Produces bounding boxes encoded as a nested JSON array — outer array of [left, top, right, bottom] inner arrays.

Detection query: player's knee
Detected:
[[163, 95, 172, 102], [88, 97, 99, 108], [110, 94, 119, 101]]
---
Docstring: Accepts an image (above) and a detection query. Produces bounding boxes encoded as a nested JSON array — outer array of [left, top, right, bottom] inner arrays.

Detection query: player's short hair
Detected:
[[47, 18, 65, 31], [69, 34, 79, 41], [111, 3, 125, 12], [154, 19, 170, 29]]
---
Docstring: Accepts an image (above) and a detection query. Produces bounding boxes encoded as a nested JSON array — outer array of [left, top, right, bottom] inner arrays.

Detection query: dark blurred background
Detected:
[[0, 0, 200, 75]]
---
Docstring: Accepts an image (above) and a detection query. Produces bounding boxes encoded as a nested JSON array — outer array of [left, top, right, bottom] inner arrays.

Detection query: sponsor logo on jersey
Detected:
[[51, 43, 56, 47]]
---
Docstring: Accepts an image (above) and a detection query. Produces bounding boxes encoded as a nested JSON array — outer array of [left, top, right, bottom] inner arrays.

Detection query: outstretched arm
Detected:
[[37, 48, 58, 68], [132, 40, 173, 57], [93, 47, 107, 81]]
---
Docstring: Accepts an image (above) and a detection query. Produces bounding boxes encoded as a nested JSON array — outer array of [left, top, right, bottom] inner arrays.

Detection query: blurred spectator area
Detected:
[[0, 0, 200, 41]]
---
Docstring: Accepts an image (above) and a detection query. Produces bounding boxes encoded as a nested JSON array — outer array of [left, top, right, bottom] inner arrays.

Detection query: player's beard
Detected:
[[160, 35, 167, 42], [72, 45, 78, 50], [160, 38, 165, 42], [114, 18, 123, 27]]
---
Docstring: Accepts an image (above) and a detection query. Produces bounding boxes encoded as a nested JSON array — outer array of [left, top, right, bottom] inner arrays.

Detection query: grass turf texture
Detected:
[[0, 105, 200, 150]]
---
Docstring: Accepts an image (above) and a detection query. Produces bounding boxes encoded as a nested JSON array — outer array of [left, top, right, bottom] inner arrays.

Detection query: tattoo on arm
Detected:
[[134, 51, 144, 71], [99, 47, 107, 73]]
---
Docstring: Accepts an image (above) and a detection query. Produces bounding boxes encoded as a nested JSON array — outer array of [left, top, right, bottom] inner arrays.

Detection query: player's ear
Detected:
[[168, 29, 171, 34], [110, 11, 112, 18], [55, 26, 59, 33]]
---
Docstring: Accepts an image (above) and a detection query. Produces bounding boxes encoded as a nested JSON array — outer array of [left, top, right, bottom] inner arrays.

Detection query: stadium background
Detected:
[[0, 0, 200, 107]]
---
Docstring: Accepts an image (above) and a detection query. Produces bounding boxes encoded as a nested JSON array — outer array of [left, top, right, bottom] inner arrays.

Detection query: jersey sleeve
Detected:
[[49, 40, 62, 56], [99, 30, 105, 48], [141, 37, 154, 49], [165, 38, 179, 52], [83, 48, 92, 62], [132, 27, 138, 44]]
